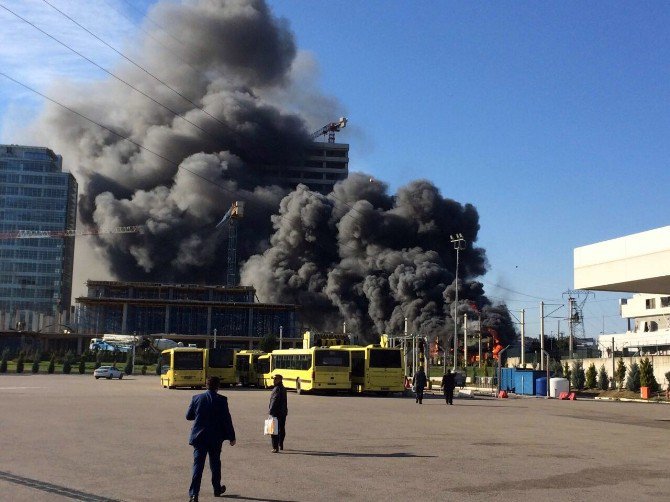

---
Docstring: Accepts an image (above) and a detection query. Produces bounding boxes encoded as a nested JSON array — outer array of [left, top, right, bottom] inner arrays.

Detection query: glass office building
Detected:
[[0, 145, 78, 314]]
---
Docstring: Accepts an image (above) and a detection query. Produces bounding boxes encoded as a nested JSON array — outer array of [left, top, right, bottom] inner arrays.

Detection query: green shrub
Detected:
[[155, 355, 162, 375], [78, 358, 86, 374], [639, 358, 658, 391], [31, 358, 40, 374], [16, 353, 25, 374], [665, 370, 670, 387], [47, 354, 56, 374], [94, 361, 101, 370], [626, 362, 640, 392], [585, 363, 597, 389], [571, 360, 585, 390], [615, 358, 627, 389], [124, 351, 134, 375], [141, 365, 147, 375], [598, 365, 609, 391], [562, 361, 571, 383], [0, 348, 9, 373]]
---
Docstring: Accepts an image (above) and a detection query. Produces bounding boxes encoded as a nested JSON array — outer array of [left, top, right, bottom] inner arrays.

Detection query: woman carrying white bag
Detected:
[[267, 374, 288, 453]]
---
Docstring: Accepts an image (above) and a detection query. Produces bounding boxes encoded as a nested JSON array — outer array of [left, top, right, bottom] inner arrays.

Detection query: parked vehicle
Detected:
[[94, 366, 124, 380]]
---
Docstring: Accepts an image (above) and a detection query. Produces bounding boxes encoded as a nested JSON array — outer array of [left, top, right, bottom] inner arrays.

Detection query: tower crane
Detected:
[[215, 201, 245, 287], [310, 117, 348, 143], [0, 225, 142, 240]]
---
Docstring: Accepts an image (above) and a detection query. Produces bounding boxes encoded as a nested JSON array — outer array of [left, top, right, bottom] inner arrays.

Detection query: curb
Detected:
[[594, 396, 670, 404]]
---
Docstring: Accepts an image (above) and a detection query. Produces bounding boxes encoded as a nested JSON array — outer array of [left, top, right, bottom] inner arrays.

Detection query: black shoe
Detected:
[[214, 485, 226, 497], [279, 445, 283, 451], [189, 496, 198, 502]]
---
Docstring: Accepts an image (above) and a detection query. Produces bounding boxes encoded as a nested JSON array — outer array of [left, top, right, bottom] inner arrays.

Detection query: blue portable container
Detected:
[[513, 370, 537, 395], [500, 367, 515, 391], [536, 377, 547, 397]]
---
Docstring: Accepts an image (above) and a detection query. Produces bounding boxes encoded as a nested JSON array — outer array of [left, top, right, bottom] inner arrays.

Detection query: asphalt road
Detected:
[[0, 375, 668, 501]]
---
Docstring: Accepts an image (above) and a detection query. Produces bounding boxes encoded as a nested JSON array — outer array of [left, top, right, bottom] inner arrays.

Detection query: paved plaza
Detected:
[[0, 375, 668, 501]]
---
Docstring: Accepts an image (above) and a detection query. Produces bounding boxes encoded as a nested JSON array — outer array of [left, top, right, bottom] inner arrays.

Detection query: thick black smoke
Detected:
[[241, 174, 517, 345], [31, 0, 516, 345]]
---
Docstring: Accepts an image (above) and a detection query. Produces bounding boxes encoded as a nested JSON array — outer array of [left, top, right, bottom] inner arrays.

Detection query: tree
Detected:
[[47, 353, 56, 374], [124, 351, 134, 375], [665, 370, 670, 389], [78, 357, 86, 374], [571, 360, 585, 390], [550, 359, 563, 377], [615, 358, 627, 390], [16, 352, 25, 374], [562, 361, 571, 383], [62, 351, 73, 374], [0, 348, 9, 373], [259, 334, 278, 353], [32, 352, 41, 374], [585, 363, 597, 389], [626, 362, 640, 392], [598, 365, 609, 391], [639, 357, 658, 391], [155, 354, 162, 375]]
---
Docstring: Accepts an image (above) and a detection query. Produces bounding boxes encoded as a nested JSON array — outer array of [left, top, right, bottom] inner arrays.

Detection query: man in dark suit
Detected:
[[269, 374, 288, 453], [187, 376, 236, 502]]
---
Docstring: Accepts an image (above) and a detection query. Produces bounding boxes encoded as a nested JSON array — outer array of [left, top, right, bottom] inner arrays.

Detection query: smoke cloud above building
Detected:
[[29, 0, 516, 344]]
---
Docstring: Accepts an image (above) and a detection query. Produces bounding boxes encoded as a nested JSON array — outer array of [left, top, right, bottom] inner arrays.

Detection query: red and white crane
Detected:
[[310, 117, 348, 143]]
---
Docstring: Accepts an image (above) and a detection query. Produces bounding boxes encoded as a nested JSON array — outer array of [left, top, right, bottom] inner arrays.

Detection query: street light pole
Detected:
[[450, 233, 466, 372]]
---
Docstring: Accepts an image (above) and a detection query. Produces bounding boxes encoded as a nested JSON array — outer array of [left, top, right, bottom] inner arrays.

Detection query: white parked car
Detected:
[[94, 366, 124, 380]]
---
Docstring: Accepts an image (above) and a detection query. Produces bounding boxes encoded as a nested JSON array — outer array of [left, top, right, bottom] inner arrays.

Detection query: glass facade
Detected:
[[0, 145, 77, 313]]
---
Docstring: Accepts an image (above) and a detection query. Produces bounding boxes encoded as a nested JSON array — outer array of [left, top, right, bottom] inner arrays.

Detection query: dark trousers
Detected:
[[189, 442, 222, 497], [415, 388, 424, 403], [444, 388, 454, 405], [271, 415, 287, 450]]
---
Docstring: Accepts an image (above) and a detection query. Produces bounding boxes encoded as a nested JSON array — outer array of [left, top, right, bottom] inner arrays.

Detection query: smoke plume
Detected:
[[29, 0, 516, 344]]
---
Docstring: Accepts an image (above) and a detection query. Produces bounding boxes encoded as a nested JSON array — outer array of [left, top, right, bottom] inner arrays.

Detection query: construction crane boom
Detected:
[[0, 225, 142, 240], [310, 117, 348, 143]]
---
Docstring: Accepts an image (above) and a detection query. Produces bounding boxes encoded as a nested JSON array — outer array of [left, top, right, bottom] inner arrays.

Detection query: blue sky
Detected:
[[2, 0, 669, 340]]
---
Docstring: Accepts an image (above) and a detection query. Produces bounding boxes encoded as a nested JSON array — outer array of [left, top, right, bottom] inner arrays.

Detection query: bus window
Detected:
[[315, 350, 349, 367], [369, 349, 402, 368], [209, 348, 234, 368], [351, 351, 365, 377], [174, 351, 204, 370], [160, 352, 171, 374]]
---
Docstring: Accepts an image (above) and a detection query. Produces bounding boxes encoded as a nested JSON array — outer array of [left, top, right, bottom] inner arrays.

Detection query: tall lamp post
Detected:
[[450, 233, 466, 372]]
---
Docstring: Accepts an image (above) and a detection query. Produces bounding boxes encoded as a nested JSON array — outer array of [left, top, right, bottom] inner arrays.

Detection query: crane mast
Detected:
[[310, 117, 348, 143]]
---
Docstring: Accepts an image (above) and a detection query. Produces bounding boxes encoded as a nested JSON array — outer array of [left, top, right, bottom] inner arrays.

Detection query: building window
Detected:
[[646, 298, 656, 309], [661, 296, 670, 308]]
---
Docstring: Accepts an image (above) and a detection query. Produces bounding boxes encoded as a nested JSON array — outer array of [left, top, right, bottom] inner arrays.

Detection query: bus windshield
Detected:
[[174, 351, 203, 370], [209, 348, 234, 368], [315, 350, 349, 367], [369, 349, 402, 368]]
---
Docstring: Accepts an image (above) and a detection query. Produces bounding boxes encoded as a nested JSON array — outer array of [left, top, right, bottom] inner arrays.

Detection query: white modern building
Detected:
[[574, 226, 670, 354]]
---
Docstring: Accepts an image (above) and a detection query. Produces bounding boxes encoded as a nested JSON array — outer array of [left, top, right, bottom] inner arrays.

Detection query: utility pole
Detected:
[[611, 337, 615, 390], [478, 316, 482, 368], [464, 313, 468, 368], [213, 328, 217, 349], [279, 325, 283, 350], [540, 301, 545, 370], [520, 309, 525, 368], [450, 233, 466, 371], [568, 297, 574, 359]]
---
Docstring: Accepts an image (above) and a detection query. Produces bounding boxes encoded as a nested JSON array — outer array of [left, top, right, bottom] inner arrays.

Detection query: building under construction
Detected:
[[76, 280, 301, 349]]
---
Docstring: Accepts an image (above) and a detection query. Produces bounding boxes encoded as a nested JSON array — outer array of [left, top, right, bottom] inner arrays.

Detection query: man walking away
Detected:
[[187, 376, 236, 502], [269, 374, 288, 453], [441, 369, 456, 405], [413, 366, 427, 404]]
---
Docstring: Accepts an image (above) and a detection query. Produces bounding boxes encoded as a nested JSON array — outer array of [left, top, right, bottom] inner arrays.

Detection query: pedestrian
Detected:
[[441, 369, 456, 405], [186, 376, 236, 502], [269, 374, 288, 453], [412, 366, 427, 404]]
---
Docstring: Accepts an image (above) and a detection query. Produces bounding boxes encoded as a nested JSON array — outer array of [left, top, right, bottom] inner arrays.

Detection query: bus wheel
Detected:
[[296, 379, 302, 395], [169, 385, 175, 389]]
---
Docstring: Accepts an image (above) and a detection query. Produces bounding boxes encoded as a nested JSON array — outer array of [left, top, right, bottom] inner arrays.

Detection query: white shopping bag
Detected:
[[264, 415, 278, 436]]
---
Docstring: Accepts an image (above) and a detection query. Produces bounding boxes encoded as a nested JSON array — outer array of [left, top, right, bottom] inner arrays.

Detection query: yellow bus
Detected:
[[344, 345, 405, 394], [160, 347, 237, 389], [254, 354, 271, 388], [160, 348, 206, 389], [234, 350, 266, 387], [270, 347, 351, 394], [206, 347, 237, 387]]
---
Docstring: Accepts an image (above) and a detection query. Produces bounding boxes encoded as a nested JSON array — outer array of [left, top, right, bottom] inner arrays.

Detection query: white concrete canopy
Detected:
[[574, 226, 670, 294]]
